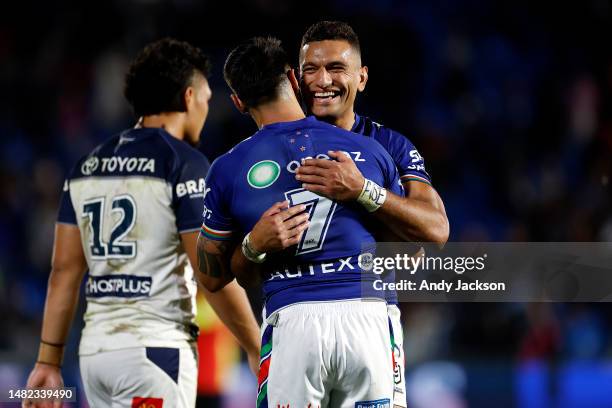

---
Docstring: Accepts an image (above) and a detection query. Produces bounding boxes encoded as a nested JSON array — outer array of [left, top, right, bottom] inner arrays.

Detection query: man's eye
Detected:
[[302, 67, 316, 74]]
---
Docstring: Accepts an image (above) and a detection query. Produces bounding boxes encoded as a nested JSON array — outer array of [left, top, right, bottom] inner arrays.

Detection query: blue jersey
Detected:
[[352, 114, 431, 185], [58, 127, 209, 354], [201, 116, 402, 314]]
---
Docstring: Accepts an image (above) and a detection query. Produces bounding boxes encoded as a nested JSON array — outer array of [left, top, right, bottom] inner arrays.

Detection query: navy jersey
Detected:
[[202, 116, 402, 314], [352, 114, 431, 306], [352, 114, 431, 185], [58, 127, 210, 354]]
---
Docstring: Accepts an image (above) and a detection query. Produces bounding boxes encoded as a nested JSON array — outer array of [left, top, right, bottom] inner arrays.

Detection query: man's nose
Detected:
[[314, 68, 333, 88]]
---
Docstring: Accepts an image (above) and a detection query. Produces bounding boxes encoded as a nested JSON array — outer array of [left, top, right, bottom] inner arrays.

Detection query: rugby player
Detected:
[[198, 36, 402, 408], [297, 20, 448, 246], [297, 21, 451, 408], [233, 21, 450, 408], [23, 38, 260, 408]]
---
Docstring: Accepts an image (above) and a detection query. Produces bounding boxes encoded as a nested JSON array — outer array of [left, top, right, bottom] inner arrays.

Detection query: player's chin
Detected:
[[309, 104, 340, 119]]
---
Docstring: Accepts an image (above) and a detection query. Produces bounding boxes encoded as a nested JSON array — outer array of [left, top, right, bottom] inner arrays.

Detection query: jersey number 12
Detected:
[[82, 195, 137, 260]]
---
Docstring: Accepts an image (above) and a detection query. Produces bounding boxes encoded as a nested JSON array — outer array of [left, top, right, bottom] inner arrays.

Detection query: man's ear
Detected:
[[230, 93, 248, 114], [358, 65, 368, 92], [287, 69, 300, 96], [183, 86, 195, 111]]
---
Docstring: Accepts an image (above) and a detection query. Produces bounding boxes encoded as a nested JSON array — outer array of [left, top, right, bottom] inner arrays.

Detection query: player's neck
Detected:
[[250, 99, 306, 129], [138, 114, 186, 140], [334, 110, 356, 131]]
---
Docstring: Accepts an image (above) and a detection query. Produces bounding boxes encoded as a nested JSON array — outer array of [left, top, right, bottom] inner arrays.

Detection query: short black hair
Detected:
[[301, 20, 360, 54], [223, 37, 289, 109], [124, 38, 211, 117]]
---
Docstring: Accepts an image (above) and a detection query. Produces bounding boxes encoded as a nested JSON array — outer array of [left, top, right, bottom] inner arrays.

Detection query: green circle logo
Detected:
[[247, 160, 281, 189]]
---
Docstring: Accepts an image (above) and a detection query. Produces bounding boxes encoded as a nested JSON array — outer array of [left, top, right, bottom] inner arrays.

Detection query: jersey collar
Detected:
[[259, 115, 318, 132], [351, 113, 363, 133]]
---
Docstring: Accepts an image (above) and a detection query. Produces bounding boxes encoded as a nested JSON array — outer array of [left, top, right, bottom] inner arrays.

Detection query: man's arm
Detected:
[[183, 232, 261, 374], [194, 232, 235, 292], [230, 244, 263, 289], [375, 179, 449, 244], [296, 151, 449, 245], [228, 201, 309, 290], [24, 223, 88, 407]]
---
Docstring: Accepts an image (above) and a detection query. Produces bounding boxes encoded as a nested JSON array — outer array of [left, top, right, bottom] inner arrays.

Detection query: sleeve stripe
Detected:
[[200, 224, 233, 240], [400, 174, 432, 185]]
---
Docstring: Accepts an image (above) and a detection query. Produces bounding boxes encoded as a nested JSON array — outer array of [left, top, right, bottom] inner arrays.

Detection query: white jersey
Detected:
[[58, 127, 210, 355]]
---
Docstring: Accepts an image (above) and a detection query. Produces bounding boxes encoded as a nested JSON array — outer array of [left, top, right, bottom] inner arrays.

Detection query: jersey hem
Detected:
[[400, 174, 432, 185], [56, 220, 78, 226], [200, 224, 233, 241], [178, 226, 201, 234]]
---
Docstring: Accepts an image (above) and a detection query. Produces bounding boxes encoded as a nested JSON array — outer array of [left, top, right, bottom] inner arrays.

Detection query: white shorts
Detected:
[[388, 304, 407, 408], [257, 300, 394, 408], [80, 344, 197, 408]]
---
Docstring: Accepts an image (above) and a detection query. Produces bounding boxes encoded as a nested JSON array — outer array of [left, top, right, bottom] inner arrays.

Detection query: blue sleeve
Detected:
[[384, 130, 431, 185], [200, 156, 234, 241], [383, 152, 405, 197], [172, 152, 211, 233], [57, 179, 77, 225]]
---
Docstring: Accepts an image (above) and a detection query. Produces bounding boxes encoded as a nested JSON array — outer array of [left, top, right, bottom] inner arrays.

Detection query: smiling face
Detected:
[[299, 40, 368, 128]]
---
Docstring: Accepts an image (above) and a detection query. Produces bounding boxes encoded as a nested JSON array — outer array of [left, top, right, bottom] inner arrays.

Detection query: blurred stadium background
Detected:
[[1, 1, 612, 407]]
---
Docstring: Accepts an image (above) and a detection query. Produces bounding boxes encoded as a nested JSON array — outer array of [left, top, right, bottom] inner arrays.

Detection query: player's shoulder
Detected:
[[68, 132, 120, 180], [353, 113, 416, 148], [306, 116, 380, 147], [353, 113, 395, 136], [288, 117, 391, 164], [156, 129, 210, 168], [206, 134, 257, 183], [210, 120, 287, 172], [68, 127, 209, 181]]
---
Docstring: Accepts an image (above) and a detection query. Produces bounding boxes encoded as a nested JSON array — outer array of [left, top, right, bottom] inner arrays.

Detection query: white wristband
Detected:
[[356, 178, 387, 212], [241, 232, 267, 263]]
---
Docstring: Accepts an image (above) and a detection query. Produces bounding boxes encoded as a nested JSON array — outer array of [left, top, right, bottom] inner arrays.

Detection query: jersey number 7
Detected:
[[285, 188, 337, 255]]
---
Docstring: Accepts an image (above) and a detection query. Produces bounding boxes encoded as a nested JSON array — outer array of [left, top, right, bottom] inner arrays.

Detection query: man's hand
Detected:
[[23, 364, 63, 408], [295, 150, 365, 201], [249, 201, 309, 253]]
